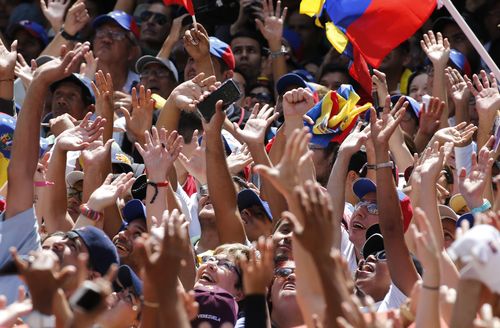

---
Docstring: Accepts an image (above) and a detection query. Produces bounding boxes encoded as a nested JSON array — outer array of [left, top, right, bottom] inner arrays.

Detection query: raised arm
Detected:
[[446, 67, 471, 125], [370, 100, 420, 296], [205, 100, 247, 244], [0, 39, 17, 115], [157, 14, 188, 59], [421, 30, 450, 128], [6, 45, 87, 219], [183, 23, 216, 80]]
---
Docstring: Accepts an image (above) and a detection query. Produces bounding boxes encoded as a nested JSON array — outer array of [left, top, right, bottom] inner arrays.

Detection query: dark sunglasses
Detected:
[[140, 11, 169, 25], [274, 267, 295, 278], [249, 92, 273, 103]]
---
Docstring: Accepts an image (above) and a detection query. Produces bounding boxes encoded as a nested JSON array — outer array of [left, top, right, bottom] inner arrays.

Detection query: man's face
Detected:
[[15, 30, 44, 62], [139, 63, 177, 98], [195, 255, 242, 298], [442, 218, 456, 249], [112, 219, 147, 260], [67, 180, 83, 221], [93, 22, 131, 63], [348, 195, 380, 252], [270, 261, 297, 304], [51, 81, 88, 120], [50, 234, 89, 268], [442, 24, 474, 59], [287, 12, 318, 48], [272, 218, 293, 262], [240, 204, 273, 242], [319, 71, 350, 91], [140, 3, 172, 45], [231, 37, 262, 80], [355, 253, 391, 301]]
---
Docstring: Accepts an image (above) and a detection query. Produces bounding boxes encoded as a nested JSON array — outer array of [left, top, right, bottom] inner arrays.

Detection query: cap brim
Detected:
[[122, 199, 146, 223], [438, 204, 458, 221], [456, 212, 474, 228], [276, 73, 308, 95], [66, 170, 84, 187], [362, 233, 384, 259], [237, 189, 273, 221], [113, 265, 143, 295], [353, 178, 377, 200]]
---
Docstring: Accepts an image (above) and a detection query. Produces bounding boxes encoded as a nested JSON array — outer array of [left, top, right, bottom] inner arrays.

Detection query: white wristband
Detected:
[[454, 142, 474, 174]]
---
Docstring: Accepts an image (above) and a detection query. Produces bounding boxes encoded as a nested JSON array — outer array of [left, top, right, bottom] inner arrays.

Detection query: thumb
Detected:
[[118, 106, 131, 124]]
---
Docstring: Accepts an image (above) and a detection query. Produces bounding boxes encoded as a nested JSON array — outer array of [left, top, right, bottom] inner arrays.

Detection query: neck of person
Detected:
[[97, 61, 130, 92], [197, 225, 220, 254], [271, 303, 304, 328]]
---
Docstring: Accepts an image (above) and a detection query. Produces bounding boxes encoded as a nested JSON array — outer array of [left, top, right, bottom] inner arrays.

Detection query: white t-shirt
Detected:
[[340, 226, 359, 274], [377, 283, 407, 312]]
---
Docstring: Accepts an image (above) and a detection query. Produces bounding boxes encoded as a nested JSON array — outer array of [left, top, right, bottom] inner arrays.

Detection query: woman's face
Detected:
[[409, 73, 429, 103]]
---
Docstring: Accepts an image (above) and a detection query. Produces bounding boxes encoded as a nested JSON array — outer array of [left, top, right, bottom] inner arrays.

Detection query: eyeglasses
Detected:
[[140, 10, 169, 25], [274, 267, 295, 278], [95, 29, 128, 42], [354, 201, 379, 215], [204, 256, 240, 273], [68, 187, 83, 202], [140, 69, 173, 80]]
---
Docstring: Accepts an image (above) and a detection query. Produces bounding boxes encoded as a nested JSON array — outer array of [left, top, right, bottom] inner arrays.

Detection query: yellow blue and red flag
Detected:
[[325, 0, 436, 68], [304, 84, 371, 147]]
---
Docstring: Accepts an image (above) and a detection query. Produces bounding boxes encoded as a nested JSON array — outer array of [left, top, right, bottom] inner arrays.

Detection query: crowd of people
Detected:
[[0, 0, 499, 327]]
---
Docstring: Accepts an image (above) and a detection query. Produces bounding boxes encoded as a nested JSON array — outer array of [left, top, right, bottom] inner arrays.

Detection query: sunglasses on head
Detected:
[[140, 10, 169, 25]]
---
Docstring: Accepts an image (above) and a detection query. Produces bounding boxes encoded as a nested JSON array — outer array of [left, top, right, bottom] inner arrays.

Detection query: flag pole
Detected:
[[442, 0, 500, 81], [192, 14, 198, 32]]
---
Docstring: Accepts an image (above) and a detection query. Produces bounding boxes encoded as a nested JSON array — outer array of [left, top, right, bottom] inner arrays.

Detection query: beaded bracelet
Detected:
[[80, 203, 103, 222]]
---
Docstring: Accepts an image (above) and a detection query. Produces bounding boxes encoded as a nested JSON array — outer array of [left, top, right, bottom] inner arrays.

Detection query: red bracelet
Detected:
[[79, 203, 103, 222], [146, 180, 169, 204], [34, 181, 55, 187]]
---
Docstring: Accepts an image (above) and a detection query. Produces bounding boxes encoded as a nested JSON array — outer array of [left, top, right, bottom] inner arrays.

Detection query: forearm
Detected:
[[454, 100, 470, 125], [0, 80, 14, 101], [451, 279, 483, 328], [195, 58, 216, 81], [178, 248, 196, 291], [477, 115, 496, 150], [40, 32, 73, 57], [157, 38, 176, 60], [156, 98, 182, 133], [415, 267, 440, 328], [431, 65, 449, 129], [157, 280, 190, 328], [247, 142, 287, 220], [269, 41, 287, 87], [113, 0, 136, 13], [418, 180, 445, 248], [269, 126, 285, 165], [375, 148, 419, 295], [206, 130, 246, 244], [38, 146, 73, 233], [145, 185, 167, 232], [413, 130, 433, 153], [439, 251, 459, 289], [389, 130, 414, 172], [82, 166, 103, 203], [327, 150, 349, 226]]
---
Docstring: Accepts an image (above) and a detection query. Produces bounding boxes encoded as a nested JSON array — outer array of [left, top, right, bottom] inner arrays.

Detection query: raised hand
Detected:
[[446, 67, 471, 104], [457, 140, 495, 209], [0, 38, 17, 80], [418, 141, 452, 184], [409, 208, 440, 270], [285, 181, 338, 254], [119, 85, 154, 144], [183, 23, 210, 61], [255, 0, 287, 47], [421, 30, 450, 68], [371, 69, 389, 105], [80, 50, 99, 80], [465, 70, 500, 119], [63, 0, 89, 36], [254, 127, 312, 198], [40, 0, 70, 32], [418, 96, 445, 136], [91, 70, 113, 117], [49, 113, 77, 136], [15, 53, 36, 89], [227, 144, 253, 175], [169, 73, 218, 111], [370, 95, 407, 151], [87, 172, 135, 212], [135, 126, 183, 182], [282, 87, 315, 120], [55, 113, 105, 151], [433, 122, 476, 147], [34, 45, 88, 84], [240, 236, 275, 295], [80, 139, 114, 169], [232, 103, 278, 146], [338, 121, 369, 155], [0, 286, 32, 327], [178, 130, 207, 184]]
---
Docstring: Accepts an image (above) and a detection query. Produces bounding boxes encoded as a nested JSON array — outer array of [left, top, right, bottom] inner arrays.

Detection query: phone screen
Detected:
[[197, 79, 242, 122]]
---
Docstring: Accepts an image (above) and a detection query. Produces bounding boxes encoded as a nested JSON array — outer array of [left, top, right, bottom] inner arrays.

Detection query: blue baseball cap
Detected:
[[68, 226, 119, 276], [113, 265, 143, 296], [122, 199, 146, 224], [8, 20, 48, 46], [237, 189, 273, 221], [276, 73, 316, 96], [51, 73, 95, 105], [456, 212, 474, 228], [93, 10, 140, 39], [391, 95, 420, 119], [209, 37, 235, 70], [292, 69, 316, 83]]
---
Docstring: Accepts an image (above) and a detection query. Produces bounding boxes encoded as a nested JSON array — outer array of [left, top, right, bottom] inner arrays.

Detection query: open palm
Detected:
[[233, 103, 278, 145], [56, 113, 105, 151]]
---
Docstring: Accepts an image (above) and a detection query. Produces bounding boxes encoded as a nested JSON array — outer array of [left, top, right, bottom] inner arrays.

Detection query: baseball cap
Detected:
[[67, 226, 119, 276], [292, 69, 316, 83], [209, 37, 235, 71], [131, 174, 147, 201], [193, 285, 239, 328], [122, 199, 146, 224], [449, 193, 469, 214], [113, 265, 143, 296], [50, 73, 96, 105], [353, 178, 413, 231], [449, 49, 472, 77], [276, 73, 308, 96], [66, 170, 84, 188], [111, 143, 134, 173], [8, 20, 49, 46], [93, 10, 140, 39], [456, 212, 475, 228], [362, 224, 384, 259], [135, 55, 179, 82], [391, 95, 420, 119], [237, 189, 273, 221], [438, 204, 458, 222]]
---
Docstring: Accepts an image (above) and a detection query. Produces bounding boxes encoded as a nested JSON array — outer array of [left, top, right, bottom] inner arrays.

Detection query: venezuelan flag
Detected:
[[325, 0, 436, 67], [304, 85, 371, 147]]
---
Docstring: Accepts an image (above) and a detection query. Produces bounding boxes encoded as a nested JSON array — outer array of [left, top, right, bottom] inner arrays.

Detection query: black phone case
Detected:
[[197, 79, 241, 122]]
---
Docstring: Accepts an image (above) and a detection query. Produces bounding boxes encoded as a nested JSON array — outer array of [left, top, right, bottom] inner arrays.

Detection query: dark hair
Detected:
[[177, 111, 202, 143], [231, 29, 267, 53], [406, 67, 427, 96]]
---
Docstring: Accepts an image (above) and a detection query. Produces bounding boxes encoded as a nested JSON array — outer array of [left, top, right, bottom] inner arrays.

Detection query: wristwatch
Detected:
[[60, 26, 78, 41]]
